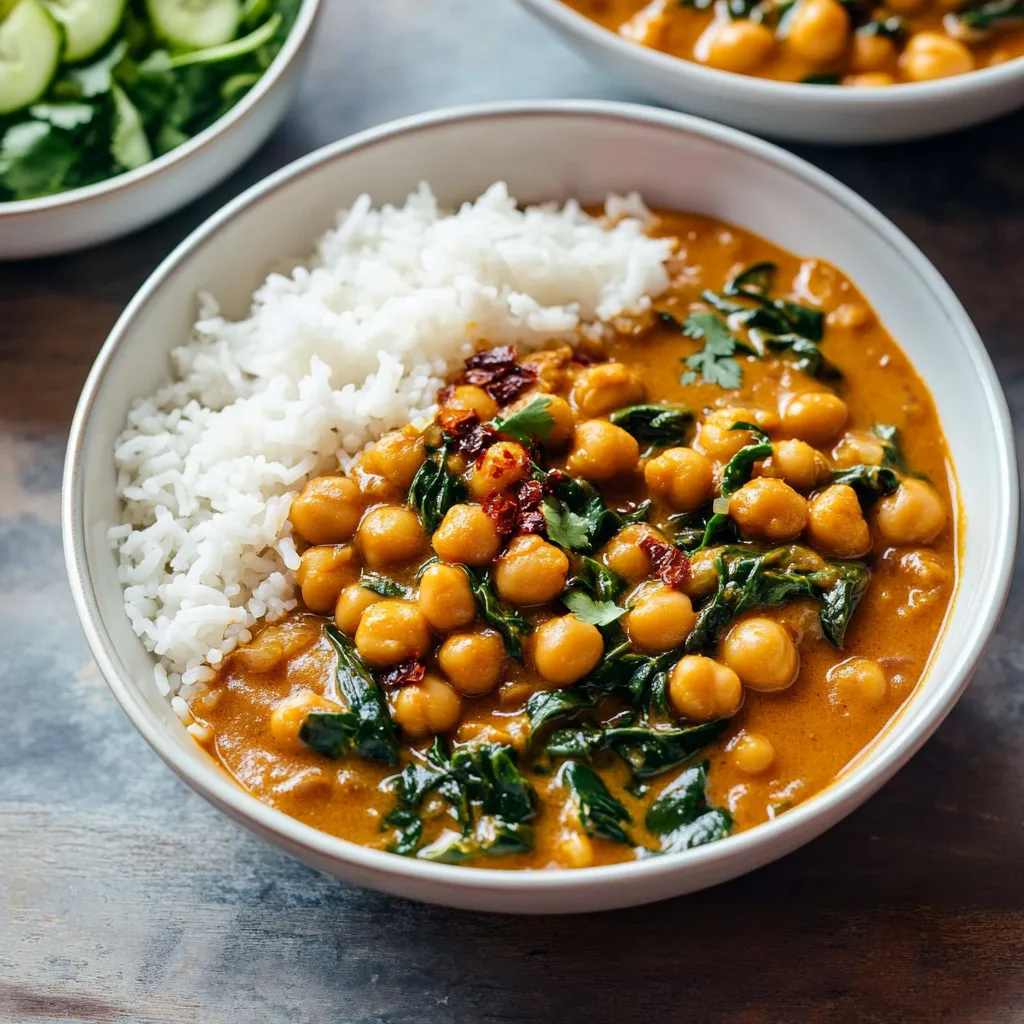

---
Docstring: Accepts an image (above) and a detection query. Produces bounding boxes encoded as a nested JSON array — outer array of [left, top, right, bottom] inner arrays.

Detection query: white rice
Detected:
[[111, 183, 673, 697]]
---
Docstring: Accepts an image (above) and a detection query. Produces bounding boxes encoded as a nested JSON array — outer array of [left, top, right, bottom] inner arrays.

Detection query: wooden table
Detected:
[[3, 3, 1023, 1021]]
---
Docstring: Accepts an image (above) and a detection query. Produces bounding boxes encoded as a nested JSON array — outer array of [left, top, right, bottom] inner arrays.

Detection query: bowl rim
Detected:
[[0, 0, 323, 220], [516, 0, 1024, 104], [63, 99, 1018, 896]]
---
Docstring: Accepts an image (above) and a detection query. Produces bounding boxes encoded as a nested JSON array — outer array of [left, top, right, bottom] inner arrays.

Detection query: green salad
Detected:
[[0, 0, 302, 201]]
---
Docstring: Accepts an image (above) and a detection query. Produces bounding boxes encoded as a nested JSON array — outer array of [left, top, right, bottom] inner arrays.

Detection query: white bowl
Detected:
[[0, 0, 323, 260], [63, 101, 1017, 913], [516, 0, 1024, 144]]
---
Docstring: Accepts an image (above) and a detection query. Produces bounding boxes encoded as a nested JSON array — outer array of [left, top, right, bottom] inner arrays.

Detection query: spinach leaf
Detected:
[[381, 738, 453, 854], [542, 471, 650, 554], [645, 762, 733, 852], [557, 761, 632, 844], [677, 312, 746, 390], [360, 575, 407, 597], [726, 261, 776, 295], [955, 0, 1023, 30], [562, 590, 626, 627], [831, 464, 899, 505], [526, 689, 595, 735], [463, 567, 532, 660], [812, 560, 870, 647], [419, 818, 533, 862], [800, 73, 842, 85], [548, 720, 728, 778], [719, 422, 772, 496], [571, 556, 626, 602], [298, 624, 398, 765], [765, 334, 843, 381], [408, 437, 466, 533], [490, 395, 556, 443], [872, 423, 908, 473], [609, 403, 692, 447]]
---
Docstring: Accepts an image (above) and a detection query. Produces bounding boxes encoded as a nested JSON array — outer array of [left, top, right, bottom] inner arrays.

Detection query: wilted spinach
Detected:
[[541, 470, 650, 554], [408, 436, 466, 533], [831, 464, 899, 505], [610, 403, 693, 447], [463, 566, 532, 660], [645, 762, 733, 852], [558, 761, 632, 844]]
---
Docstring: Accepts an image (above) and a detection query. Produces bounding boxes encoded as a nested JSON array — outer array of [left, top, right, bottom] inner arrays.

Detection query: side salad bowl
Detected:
[[64, 101, 1017, 913], [0, 0, 322, 260]]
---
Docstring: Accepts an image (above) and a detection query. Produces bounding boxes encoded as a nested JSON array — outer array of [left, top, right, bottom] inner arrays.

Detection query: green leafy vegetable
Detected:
[[800, 73, 841, 85], [541, 470, 650, 554], [558, 761, 632, 844], [815, 559, 870, 648], [109, 83, 152, 170], [525, 689, 595, 735], [298, 625, 398, 765], [360, 575, 407, 598], [831, 464, 900, 505], [872, 423, 908, 472], [954, 0, 1022, 30], [765, 334, 842, 381], [677, 312, 746, 390], [645, 762, 733, 852], [164, 12, 282, 68], [542, 498, 592, 551], [721, 262, 826, 342], [408, 437, 466, 533], [463, 567, 532, 660], [570, 556, 626, 602], [490, 395, 556, 443], [609, 403, 692, 447], [719, 422, 772, 496], [562, 589, 626, 627]]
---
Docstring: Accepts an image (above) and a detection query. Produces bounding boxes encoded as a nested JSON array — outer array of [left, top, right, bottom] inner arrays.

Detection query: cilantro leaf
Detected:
[[542, 498, 591, 550], [679, 313, 745, 390], [562, 590, 626, 627], [491, 396, 556, 443]]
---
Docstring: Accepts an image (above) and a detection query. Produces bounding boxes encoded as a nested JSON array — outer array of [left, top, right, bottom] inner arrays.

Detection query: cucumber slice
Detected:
[[146, 0, 241, 50], [0, 0, 62, 116], [43, 0, 126, 63]]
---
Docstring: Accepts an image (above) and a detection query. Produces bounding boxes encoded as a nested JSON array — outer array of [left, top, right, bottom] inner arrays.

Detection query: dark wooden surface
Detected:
[[3, 2, 1024, 1021]]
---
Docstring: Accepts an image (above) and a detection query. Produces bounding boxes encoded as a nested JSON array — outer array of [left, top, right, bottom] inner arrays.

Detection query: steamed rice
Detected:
[[111, 183, 673, 696]]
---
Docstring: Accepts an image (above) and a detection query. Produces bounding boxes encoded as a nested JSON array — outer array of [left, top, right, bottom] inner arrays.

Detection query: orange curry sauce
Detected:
[[186, 210, 957, 870]]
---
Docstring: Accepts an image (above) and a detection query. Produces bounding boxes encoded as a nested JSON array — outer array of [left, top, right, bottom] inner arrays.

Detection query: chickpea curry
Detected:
[[565, 0, 1024, 86], [186, 210, 956, 870]]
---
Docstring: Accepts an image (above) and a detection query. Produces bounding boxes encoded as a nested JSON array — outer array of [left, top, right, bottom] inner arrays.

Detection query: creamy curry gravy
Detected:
[[187, 210, 956, 870]]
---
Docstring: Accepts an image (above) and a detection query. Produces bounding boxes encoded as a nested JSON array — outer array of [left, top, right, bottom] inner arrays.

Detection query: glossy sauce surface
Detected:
[[187, 210, 957, 869]]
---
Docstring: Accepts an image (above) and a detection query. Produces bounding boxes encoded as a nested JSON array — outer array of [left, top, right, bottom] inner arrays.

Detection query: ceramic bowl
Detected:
[[63, 101, 1017, 913], [516, 0, 1024, 144], [0, 0, 323, 260]]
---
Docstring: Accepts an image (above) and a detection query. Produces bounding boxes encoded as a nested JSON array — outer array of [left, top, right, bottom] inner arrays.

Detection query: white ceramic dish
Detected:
[[516, 0, 1024, 144], [0, 0, 323, 261], [63, 101, 1017, 913]]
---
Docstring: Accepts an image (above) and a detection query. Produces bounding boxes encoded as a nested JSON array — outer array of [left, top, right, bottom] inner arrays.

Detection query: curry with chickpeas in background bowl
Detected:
[[179, 210, 957, 870], [564, 0, 1023, 85]]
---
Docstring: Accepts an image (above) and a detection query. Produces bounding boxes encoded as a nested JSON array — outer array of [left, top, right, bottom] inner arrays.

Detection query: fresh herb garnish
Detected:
[[609, 403, 693, 447], [408, 436, 466, 534], [541, 470, 650, 554], [490, 395, 556, 444], [541, 498, 592, 551], [562, 589, 626, 627], [645, 761, 733, 852], [298, 624, 398, 765], [360, 575, 407, 597], [557, 761, 632, 844], [677, 312, 747, 390]]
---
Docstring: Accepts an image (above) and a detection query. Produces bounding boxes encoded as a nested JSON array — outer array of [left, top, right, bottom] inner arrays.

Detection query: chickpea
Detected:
[[827, 656, 887, 713], [626, 586, 697, 653], [392, 675, 463, 737], [417, 562, 476, 631], [565, 419, 640, 482], [269, 690, 340, 752], [533, 614, 604, 685], [781, 392, 848, 445], [763, 439, 831, 491], [356, 505, 426, 568], [438, 629, 506, 695], [363, 429, 426, 490], [494, 534, 569, 606], [644, 447, 714, 513], [432, 503, 501, 566], [832, 431, 885, 468], [850, 29, 897, 72], [731, 733, 775, 775], [513, 392, 574, 447], [876, 478, 946, 545], [720, 617, 799, 692], [602, 523, 659, 584], [696, 408, 776, 461], [698, 18, 775, 73], [469, 440, 530, 499], [289, 475, 364, 545], [683, 546, 721, 600], [334, 583, 384, 635], [786, 0, 850, 62], [807, 483, 871, 558], [901, 32, 974, 82], [354, 598, 431, 667], [233, 619, 319, 672], [843, 72, 896, 87], [296, 544, 360, 613], [572, 362, 645, 417], [668, 655, 743, 722], [442, 384, 497, 422], [729, 478, 809, 543]]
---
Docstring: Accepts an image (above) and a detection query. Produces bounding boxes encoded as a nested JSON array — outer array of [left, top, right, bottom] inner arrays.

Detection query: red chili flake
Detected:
[[436, 385, 455, 406], [517, 509, 547, 535], [460, 345, 538, 404], [438, 407, 501, 459], [482, 478, 547, 536], [513, 478, 544, 510], [378, 658, 425, 689], [486, 365, 536, 405], [639, 535, 691, 591], [570, 350, 599, 366], [483, 492, 518, 536]]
